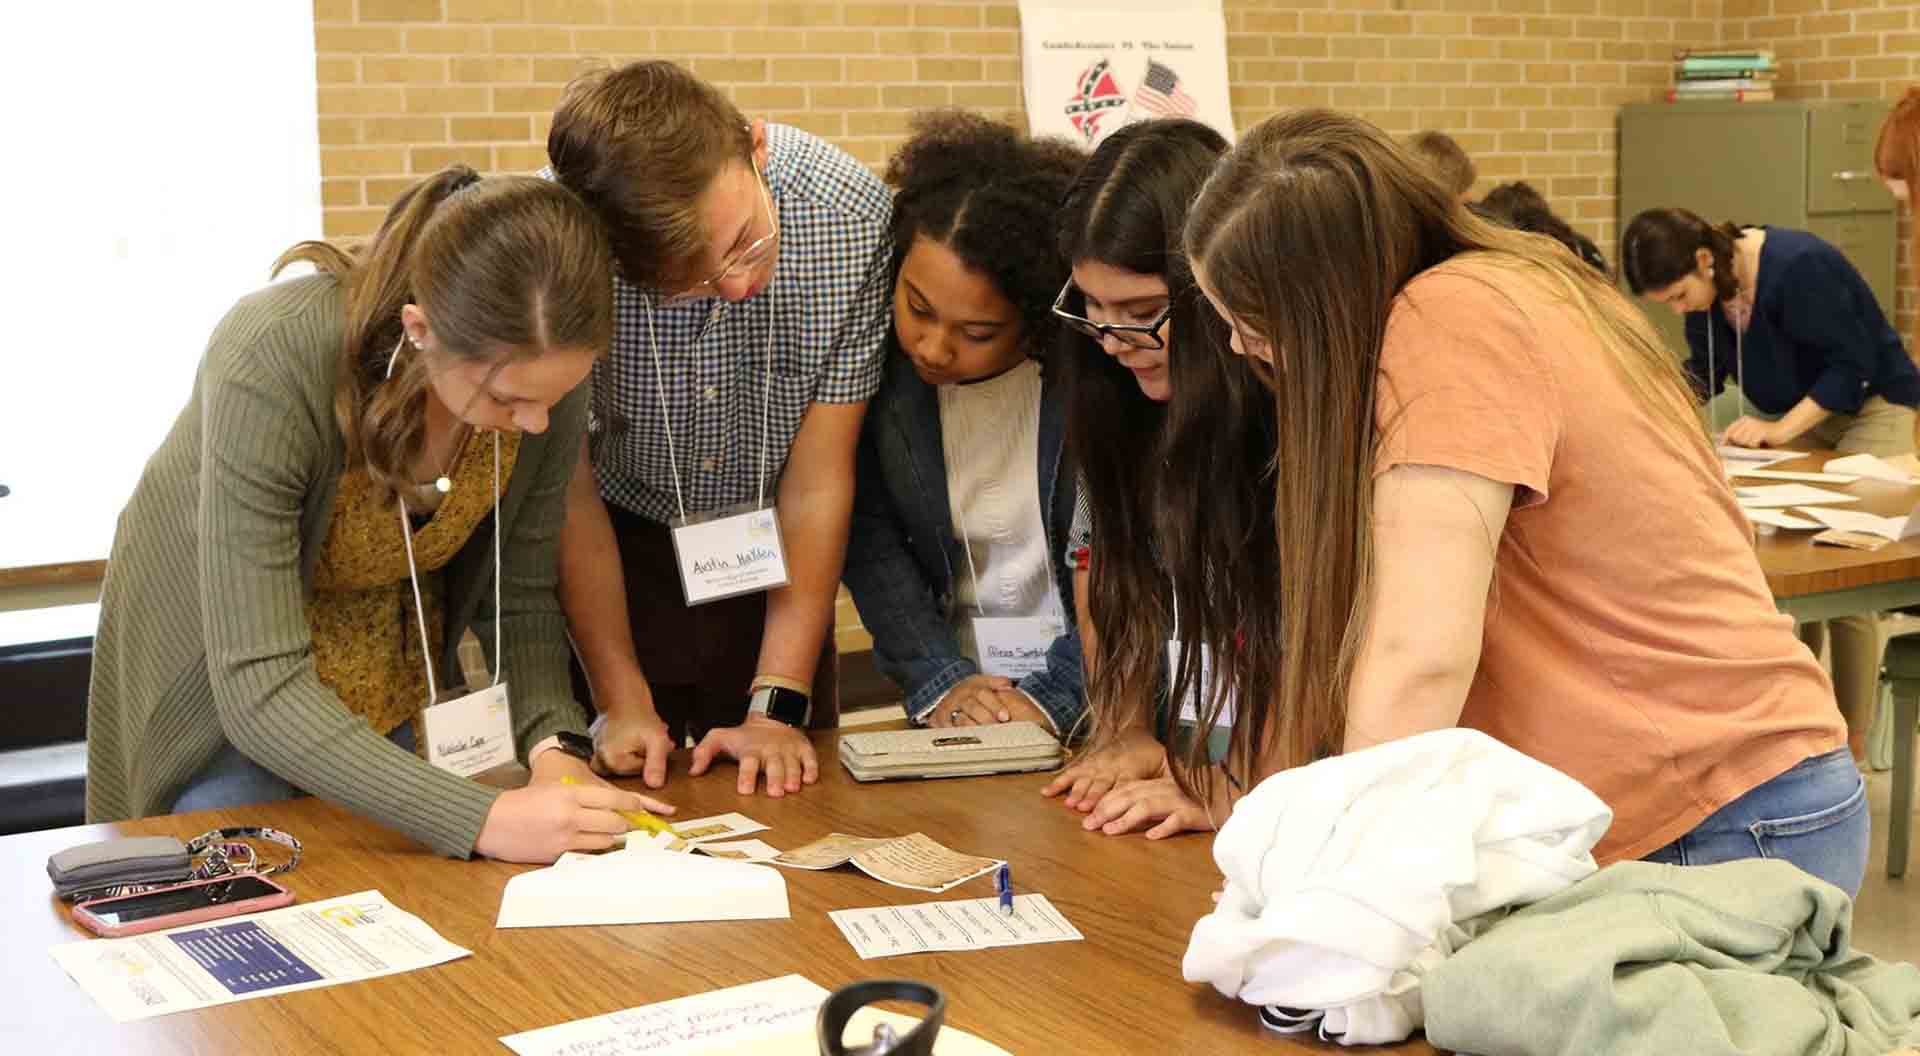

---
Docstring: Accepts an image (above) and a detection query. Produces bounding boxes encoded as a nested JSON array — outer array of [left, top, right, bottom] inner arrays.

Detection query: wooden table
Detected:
[[1747, 449, 1917, 878], [3, 732, 1438, 1054]]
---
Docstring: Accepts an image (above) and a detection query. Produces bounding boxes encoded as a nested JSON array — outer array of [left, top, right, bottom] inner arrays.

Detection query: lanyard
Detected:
[[386, 335, 503, 705], [644, 291, 777, 522], [1708, 306, 1748, 425]]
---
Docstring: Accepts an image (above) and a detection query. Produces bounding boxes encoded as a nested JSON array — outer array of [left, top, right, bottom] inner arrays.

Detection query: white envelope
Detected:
[[497, 849, 790, 928], [1733, 484, 1861, 508], [1825, 453, 1920, 485], [1745, 508, 1823, 531]]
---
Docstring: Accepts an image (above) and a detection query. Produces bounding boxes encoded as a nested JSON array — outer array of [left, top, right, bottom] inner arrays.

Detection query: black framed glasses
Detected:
[[1051, 279, 1172, 350]]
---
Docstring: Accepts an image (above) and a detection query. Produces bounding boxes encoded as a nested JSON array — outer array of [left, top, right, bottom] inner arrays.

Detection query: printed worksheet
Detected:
[[693, 839, 781, 863], [829, 894, 1084, 959], [48, 891, 468, 1022], [773, 832, 1001, 893]]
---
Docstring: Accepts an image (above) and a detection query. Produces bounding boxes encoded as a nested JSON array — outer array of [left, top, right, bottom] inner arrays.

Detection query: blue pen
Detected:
[[995, 862, 1013, 917]]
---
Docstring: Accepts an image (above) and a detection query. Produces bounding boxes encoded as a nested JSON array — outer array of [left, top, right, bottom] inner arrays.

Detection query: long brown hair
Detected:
[[274, 169, 613, 501], [547, 60, 753, 291], [1180, 109, 1704, 796], [1620, 207, 1741, 303], [1875, 87, 1920, 353], [1057, 119, 1278, 754]]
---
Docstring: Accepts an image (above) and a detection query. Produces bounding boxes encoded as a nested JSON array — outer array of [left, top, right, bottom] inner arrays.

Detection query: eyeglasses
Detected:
[[659, 157, 780, 305], [1051, 279, 1173, 350]]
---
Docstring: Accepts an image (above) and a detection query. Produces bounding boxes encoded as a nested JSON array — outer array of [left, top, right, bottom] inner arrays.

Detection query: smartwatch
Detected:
[[554, 731, 595, 762], [747, 685, 811, 728]]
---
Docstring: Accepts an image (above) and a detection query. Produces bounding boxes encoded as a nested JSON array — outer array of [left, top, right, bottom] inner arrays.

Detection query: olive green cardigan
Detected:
[[85, 274, 590, 857]]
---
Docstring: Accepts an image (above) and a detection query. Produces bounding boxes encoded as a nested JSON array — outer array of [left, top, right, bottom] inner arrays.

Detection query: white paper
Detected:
[[1734, 484, 1861, 508], [1019, 1, 1235, 150], [669, 505, 790, 605], [694, 839, 781, 863], [1800, 506, 1920, 541], [1745, 508, 1824, 531], [500, 974, 1012, 1056], [496, 849, 789, 928], [1717, 445, 1800, 467], [47, 891, 468, 1022], [421, 681, 515, 777], [972, 616, 1058, 680], [1727, 468, 1860, 484], [829, 894, 1084, 960], [1826, 453, 1920, 485]]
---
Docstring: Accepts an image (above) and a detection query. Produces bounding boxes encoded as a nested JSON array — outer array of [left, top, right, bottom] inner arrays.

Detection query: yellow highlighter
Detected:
[[560, 776, 678, 837]]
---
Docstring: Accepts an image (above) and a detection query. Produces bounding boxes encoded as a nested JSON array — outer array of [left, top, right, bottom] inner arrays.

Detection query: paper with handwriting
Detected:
[[772, 832, 1001, 893], [829, 894, 1083, 960], [499, 974, 1011, 1055]]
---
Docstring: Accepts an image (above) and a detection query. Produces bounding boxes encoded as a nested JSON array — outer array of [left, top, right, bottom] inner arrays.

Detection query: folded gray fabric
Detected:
[[1424, 859, 1920, 1056]]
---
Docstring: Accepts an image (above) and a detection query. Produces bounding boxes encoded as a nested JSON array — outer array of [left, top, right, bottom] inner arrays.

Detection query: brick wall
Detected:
[[314, 0, 1730, 258], [1725, 0, 1920, 344]]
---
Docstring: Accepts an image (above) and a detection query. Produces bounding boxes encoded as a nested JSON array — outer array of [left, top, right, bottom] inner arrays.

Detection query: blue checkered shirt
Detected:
[[584, 123, 892, 524]]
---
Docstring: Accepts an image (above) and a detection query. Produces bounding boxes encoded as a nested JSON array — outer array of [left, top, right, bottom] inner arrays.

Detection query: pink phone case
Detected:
[[72, 875, 295, 938]]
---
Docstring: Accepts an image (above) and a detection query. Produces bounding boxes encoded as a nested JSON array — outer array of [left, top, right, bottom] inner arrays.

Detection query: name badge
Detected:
[[422, 682, 516, 777], [972, 617, 1060, 680], [1167, 641, 1236, 728], [669, 502, 791, 606]]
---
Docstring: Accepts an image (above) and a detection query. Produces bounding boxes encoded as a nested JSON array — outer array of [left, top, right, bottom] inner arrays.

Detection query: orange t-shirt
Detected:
[[1373, 256, 1844, 864]]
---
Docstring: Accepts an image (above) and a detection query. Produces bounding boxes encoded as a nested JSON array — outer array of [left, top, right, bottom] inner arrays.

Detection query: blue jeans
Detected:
[[171, 724, 417, 814], [1641, 748, 1870, 899]]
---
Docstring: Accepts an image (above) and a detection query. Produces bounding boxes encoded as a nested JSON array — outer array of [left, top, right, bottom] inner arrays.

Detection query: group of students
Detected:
[[82, 62, 1920, 902]]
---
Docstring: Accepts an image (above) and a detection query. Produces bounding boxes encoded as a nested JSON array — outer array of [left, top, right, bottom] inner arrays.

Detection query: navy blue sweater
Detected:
[[1683, 227, 1919, 416]]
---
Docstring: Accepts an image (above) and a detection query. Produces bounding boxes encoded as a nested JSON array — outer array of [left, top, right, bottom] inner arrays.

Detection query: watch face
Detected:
[[556, 731, 595, 760]]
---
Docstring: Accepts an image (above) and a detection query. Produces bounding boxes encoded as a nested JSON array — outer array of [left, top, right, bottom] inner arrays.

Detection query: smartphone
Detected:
[[72, 874, 295, 938]]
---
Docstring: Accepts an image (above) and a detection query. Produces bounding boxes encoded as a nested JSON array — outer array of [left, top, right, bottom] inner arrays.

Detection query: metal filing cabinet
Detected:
[[1618, 100, 1897, 360]]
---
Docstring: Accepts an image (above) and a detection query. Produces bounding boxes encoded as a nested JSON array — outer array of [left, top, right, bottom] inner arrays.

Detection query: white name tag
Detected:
[[422, 681, 517, 777], [1167, 641, 1236, 727], [669, 503, 791, 606], [972, 617, 1059, 680]]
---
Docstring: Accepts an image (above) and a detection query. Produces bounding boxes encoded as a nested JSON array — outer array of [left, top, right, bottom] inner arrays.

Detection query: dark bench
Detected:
[[0, 635, 90, 835]]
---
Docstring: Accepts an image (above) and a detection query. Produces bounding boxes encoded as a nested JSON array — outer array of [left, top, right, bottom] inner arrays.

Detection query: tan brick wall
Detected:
[[315, 0, 1727, 257], [1725, 0, 1920, 346]]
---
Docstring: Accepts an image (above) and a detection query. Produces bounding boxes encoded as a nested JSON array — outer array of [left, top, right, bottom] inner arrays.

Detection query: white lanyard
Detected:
[[386, 336, 502, 703], [644, 291, 776, 522], [1707, 306, 1748, 425]]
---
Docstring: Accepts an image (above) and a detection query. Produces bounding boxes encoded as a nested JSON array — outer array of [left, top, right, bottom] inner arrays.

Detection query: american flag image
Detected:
[[1132, 58, 1198, 119]]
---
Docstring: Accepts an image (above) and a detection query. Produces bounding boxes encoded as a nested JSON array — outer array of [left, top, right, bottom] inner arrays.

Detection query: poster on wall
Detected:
[[1018, 0, 1235, 150]]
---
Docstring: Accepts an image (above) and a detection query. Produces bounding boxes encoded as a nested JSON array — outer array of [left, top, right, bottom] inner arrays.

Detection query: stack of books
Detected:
[[1668, 49, 1777, 102]]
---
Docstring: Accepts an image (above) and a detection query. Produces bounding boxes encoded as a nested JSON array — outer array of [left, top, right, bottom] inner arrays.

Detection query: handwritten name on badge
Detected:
[[973, 617, 1060, 680], [671, 505, 791, 606], [423, 682, 516, 777]]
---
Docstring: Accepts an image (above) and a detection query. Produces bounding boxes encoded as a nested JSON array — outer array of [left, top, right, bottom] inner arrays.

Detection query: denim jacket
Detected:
[[843, 348, 1086, 737]]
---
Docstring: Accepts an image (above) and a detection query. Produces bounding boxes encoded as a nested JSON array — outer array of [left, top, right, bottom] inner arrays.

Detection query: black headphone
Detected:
[[817, 980, 945, 1056]]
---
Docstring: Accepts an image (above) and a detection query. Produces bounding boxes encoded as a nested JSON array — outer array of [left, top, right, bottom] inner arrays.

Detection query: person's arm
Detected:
[[196, 317, 650, 861], [1726, 395, 1830, 449], [840, 410, 981, 722], [556, 438, 675, 785], [1340, 464, 1511, 756], [1777, 251, 1886, 418]]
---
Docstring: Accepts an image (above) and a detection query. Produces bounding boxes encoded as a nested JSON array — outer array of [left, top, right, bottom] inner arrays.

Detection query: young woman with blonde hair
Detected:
[[88, 169, 671, 863], [1162, 110, 1864, 895]]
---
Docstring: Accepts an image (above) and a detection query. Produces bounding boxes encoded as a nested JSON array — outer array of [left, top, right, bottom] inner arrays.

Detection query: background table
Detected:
[[1747, 449, 1917, 877], [3, 731, 1437, 1054]]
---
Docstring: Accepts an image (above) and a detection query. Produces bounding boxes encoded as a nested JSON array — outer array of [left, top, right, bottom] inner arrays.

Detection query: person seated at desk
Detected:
[[1164, 110, 1865, 896], [842, 110, 1086, 736], [1036, 119, 1279, 841], [1623, 206, 1920, 763], [1476, 181, 1608, 275], [85, 170, 669, 863]]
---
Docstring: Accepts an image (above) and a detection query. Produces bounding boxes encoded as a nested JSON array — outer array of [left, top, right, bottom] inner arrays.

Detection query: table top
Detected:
[[1747, 450, 1920, 598], [3, 731, 1436, 1054]]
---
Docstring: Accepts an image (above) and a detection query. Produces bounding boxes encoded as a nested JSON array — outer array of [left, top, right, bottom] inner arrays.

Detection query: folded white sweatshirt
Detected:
[[1182, 727, 1613, 1045]]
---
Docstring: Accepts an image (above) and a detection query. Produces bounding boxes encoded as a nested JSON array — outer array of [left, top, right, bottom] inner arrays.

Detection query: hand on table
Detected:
[[1722, 416, 1790, 449], [1041, 726, 1167, 812], [477, 751, 676, 862], [689, 716, 819, 797]]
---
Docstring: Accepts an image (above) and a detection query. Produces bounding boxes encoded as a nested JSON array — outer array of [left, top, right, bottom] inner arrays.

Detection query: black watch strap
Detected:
[[555, 731, 595, 761]]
